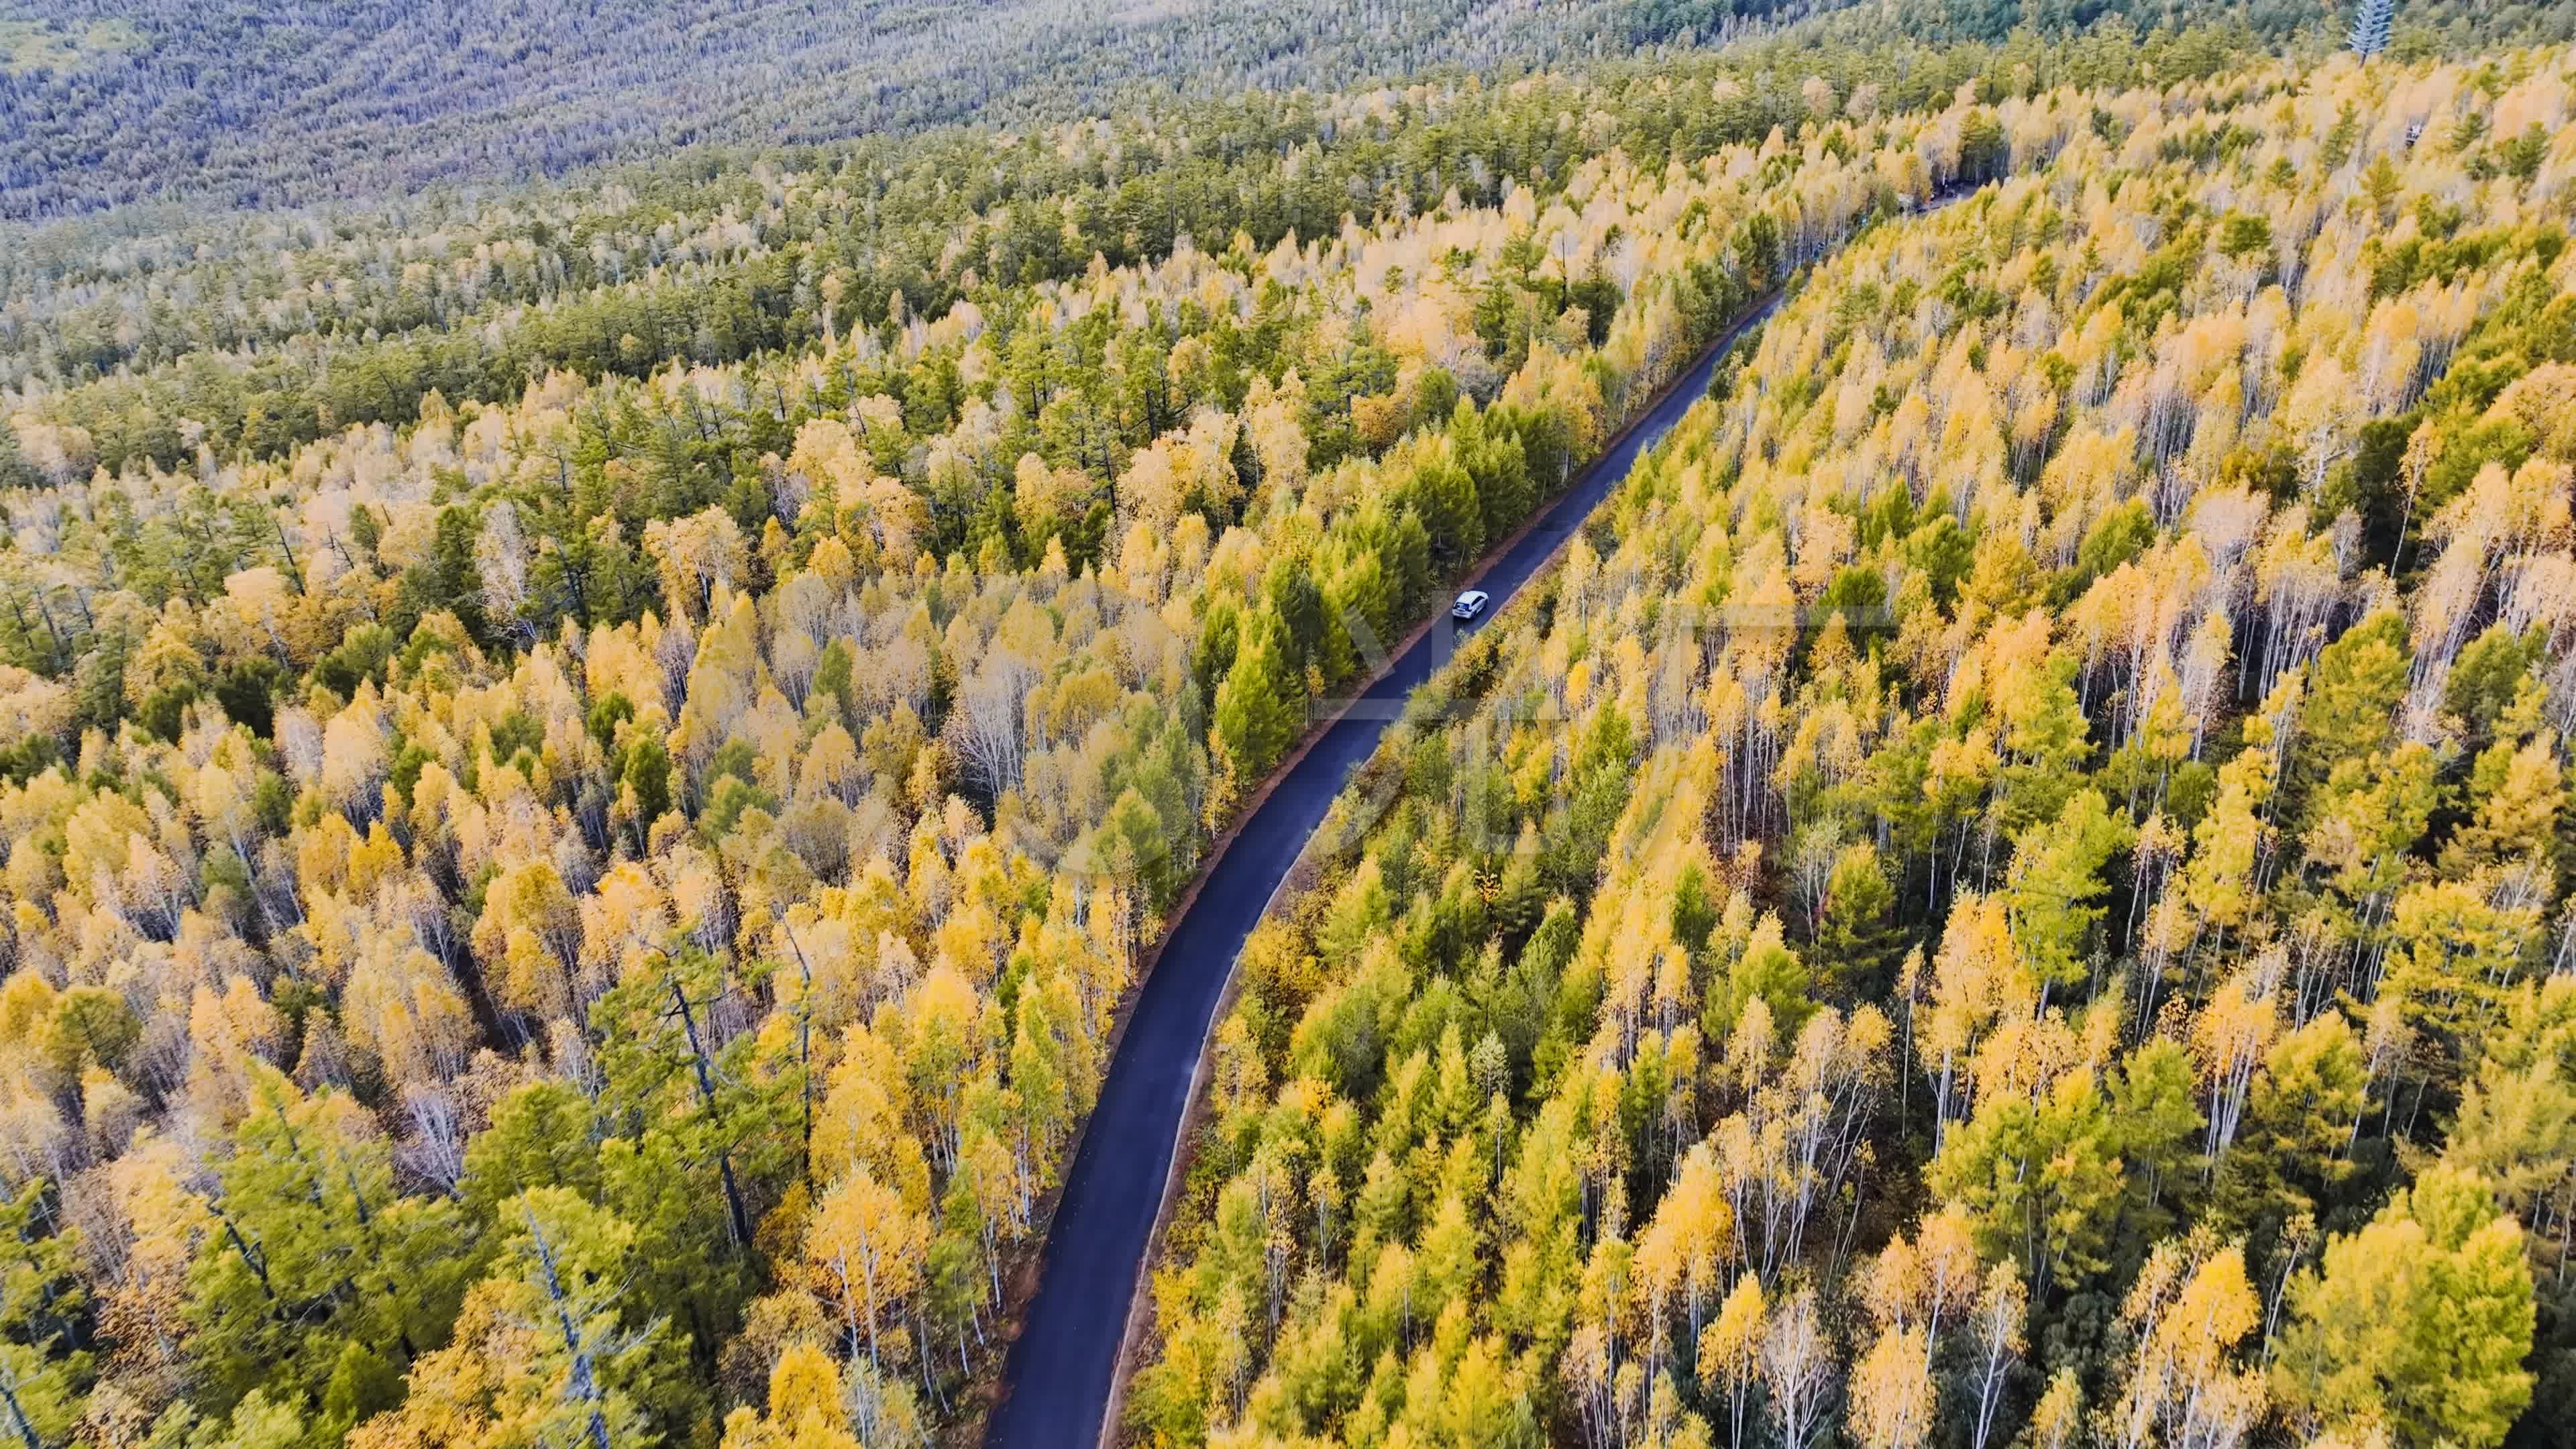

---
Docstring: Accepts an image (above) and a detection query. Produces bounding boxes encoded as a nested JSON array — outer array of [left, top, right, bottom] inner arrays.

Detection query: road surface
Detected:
[[983, 287, 1785, 1449]]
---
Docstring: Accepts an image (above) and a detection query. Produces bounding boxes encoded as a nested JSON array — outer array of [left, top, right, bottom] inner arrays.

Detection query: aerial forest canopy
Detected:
[[0, 4, 2569, 1449], [1138, 43, 2576, 1449]]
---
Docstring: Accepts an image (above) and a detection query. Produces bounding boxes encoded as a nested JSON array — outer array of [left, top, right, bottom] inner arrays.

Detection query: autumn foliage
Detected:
[[1135, 44, 2576, 1449]]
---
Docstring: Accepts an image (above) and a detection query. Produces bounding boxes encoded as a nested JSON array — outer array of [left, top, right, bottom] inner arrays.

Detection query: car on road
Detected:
[[1451, 589, 1489, 621]]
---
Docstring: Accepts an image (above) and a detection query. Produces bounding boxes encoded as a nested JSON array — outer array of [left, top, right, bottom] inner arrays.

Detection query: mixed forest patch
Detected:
[[0, 9, 2568, 1449]]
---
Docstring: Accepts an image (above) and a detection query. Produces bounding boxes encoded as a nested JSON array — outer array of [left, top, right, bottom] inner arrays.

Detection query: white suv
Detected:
[[1450, 590, 1490, 621]]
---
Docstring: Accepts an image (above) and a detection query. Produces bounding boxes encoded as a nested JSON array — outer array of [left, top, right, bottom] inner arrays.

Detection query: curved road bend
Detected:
[[985, 288, 1783, 1449]]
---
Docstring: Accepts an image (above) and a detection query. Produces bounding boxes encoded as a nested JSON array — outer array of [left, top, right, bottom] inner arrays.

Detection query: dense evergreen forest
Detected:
[[0, 3, 2569, 1449]]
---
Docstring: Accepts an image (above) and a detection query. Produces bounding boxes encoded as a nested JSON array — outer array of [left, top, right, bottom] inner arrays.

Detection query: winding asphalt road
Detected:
[[984, 287, 1788, 1449], [987, 188, 1982, 1449]]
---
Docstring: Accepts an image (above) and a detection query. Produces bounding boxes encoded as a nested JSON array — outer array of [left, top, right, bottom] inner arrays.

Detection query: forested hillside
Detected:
[[2, 19, 2274, 482], [1133, 43, 2576, 1449], [2, 0, 2564, 221], [0, 0, 1837, 219], [0, 0, 2567, 225]]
